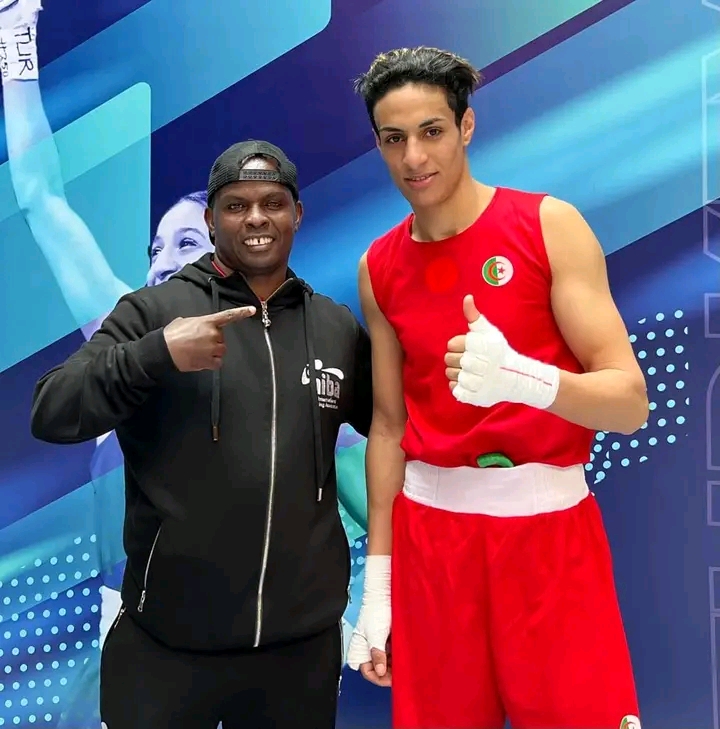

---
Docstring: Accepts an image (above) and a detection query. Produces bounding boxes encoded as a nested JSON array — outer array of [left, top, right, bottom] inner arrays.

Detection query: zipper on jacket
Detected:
[[106, 605, 126, 646], [137, 525, 162, 613], [254, 296, 280, 647], [112, 605, 126, 631], [338, 619, 345, 694]]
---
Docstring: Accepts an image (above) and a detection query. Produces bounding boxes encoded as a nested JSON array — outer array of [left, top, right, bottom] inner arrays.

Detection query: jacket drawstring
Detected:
[[208, 279, 325, 504], [303, 291, 326, 502], [210, 278, 221, 442]]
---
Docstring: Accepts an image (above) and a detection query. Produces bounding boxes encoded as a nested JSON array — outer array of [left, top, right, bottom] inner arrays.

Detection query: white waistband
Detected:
[[402, 461, 589, 517]]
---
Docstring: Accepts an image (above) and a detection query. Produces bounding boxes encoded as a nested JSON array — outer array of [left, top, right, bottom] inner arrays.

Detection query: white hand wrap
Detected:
[[346, 555, 391, 671], [0, 1, 42, 84], [452, 314, 560, 410]]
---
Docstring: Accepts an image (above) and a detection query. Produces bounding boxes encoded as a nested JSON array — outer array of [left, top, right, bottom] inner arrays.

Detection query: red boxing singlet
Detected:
[[366, 186, 594, 469]]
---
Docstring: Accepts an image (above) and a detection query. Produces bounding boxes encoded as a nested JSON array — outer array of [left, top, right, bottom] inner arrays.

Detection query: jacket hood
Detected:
[[172, 253, 313, 308]]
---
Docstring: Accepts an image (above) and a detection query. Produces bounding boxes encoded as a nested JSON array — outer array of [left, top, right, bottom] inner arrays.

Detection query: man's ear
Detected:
[[204, 206, 215, 240], [460, 107, 475, 147], [294, 200, 304, 231]]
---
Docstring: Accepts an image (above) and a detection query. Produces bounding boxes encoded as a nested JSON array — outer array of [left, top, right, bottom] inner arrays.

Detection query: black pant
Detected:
[[100, 610, 342, 728]]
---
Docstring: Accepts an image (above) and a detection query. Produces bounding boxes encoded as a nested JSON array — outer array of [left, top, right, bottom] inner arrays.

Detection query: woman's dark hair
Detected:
[[179, 190, 208, 208], [354, 46, 483, 132]]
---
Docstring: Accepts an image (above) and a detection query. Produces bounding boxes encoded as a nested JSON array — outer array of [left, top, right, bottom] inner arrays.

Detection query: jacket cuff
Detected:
[[130, 328, 178, 381]]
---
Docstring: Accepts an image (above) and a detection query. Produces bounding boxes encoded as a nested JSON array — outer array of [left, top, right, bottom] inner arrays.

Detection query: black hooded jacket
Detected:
[[30, 254, 373, 652]]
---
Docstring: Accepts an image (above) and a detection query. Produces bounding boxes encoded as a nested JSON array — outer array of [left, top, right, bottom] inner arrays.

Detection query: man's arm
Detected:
[[358, 253, 407, 556], [542, 196, 649, 435], [31, 293, 176, 445], [337, 319, 373, 532]]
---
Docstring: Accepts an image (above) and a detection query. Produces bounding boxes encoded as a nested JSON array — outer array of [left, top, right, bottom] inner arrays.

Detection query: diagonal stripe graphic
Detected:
[[351, 0, 610, 75], [0, 0, 330, 154], [0, 83, 150, 226], [479, 0, 639, 84]]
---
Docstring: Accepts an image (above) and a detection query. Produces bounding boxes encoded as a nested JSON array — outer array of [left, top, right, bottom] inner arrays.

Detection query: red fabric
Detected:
[[210, 257, 228, 277], [390, 492, 639, 729], [211, 257, 265, 301], [366, 187, 594, 469]]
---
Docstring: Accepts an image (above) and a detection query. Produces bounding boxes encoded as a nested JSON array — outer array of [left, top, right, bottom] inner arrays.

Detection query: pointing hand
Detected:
[[163, 307, 256, 372]]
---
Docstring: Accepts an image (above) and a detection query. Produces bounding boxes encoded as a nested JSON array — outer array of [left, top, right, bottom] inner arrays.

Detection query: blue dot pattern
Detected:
[[335, 428, 369, 628], [0, 536, 101, 727], [585, 310, 689, 485], [338, 498, 366, 628]]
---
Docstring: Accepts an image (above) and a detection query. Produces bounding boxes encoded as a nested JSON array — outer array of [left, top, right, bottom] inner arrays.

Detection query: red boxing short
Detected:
[[390, 461, 639, 729]]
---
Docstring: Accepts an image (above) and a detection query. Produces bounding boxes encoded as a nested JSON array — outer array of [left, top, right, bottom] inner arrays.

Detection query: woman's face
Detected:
[[146, 199, 213, 286]]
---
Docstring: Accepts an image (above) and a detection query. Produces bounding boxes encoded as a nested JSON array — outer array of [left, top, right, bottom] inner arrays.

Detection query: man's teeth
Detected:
[[410, 174, 432, 181], [244, 237, 273, 247]]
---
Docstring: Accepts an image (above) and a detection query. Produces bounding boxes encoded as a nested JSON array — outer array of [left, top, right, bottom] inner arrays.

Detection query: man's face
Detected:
[[147, 199, 213, 286], [205, 158, 302, 279], [373, 83, 474, 209]]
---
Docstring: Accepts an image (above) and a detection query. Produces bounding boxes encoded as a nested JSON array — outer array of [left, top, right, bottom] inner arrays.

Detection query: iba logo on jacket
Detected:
[[301, 359, 345, 410], [482, 255, 513, 287]]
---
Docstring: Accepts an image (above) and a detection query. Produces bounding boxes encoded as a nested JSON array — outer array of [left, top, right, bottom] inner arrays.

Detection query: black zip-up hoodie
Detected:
[[30, 254, 372, 652]]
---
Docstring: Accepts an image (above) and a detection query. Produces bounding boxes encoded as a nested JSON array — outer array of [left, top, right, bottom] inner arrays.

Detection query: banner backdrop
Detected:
[[0, 0, 716, 727]]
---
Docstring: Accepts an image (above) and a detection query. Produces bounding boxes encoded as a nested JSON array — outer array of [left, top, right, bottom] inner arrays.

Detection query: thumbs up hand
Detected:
[[163, 306, 256, 372], [445, 295, 512, 407], [461, 292, 483, 328], [445, 295, 560, 410]]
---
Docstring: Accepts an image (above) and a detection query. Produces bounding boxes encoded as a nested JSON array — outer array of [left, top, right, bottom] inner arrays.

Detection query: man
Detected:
[[30, 140, 372, 729], [0, 7, 371, 720], [346, 46, 648, 729]]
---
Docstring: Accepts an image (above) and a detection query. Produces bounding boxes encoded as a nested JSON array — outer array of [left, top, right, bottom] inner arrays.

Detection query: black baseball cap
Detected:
[[206, 140, 299, 205]]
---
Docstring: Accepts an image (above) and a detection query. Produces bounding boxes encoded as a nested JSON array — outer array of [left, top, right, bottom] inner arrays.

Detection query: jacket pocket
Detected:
[[137, 524, 162, 613]]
